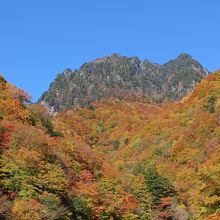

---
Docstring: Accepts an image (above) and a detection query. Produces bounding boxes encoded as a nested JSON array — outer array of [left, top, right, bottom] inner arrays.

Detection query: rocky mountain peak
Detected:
[[39, 53, 209, 112], [177, 52, 193, 59]]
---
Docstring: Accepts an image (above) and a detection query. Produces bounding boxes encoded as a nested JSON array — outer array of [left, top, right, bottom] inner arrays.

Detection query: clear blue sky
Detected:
[[0, 0, 219, 101]]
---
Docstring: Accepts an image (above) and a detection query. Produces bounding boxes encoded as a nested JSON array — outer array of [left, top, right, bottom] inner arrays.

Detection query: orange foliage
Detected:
[[1, 71, 220, 219]]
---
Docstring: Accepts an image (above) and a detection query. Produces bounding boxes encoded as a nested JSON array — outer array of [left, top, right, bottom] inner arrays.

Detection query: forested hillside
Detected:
[[0, 70, 220, 220]]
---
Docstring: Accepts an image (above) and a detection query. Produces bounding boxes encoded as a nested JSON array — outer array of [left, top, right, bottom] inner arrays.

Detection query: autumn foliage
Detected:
[[0, 71, 220, 219]]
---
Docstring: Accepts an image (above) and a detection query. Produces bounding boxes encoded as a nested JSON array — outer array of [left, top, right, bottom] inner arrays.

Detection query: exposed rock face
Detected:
[[39, 53, 208, 112]]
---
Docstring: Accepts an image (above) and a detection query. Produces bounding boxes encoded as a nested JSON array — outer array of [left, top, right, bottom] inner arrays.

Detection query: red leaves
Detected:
[[79, 169, 94, 183], [205, 211, 220, 220], [0, 123, 14, 149], [159, 197, 172, 209], [158, 197, 174, 219], [0, 191, 17, 217], [121, 194, 138, 211]]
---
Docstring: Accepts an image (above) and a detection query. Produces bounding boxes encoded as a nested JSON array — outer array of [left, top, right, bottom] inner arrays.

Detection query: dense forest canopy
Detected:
[[0, 70, 220, 219]]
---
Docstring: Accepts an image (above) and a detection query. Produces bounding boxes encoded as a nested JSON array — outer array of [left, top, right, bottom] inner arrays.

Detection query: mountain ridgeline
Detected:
[[40, 53, 208, 112]]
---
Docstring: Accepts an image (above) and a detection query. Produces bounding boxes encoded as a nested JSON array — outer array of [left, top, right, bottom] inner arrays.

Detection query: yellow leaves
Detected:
[[34, 162, 68, 192], [202, 195, 220, 206], [50, 74, 220, 218], [1, 71, 220, 219], [11, 199, 47, 220], [0, 75, 8, 90], [114, 159, 125, 171], [174, 147, 200, 165], [9, 147, 42, 169], [199, 147, 220, 195], [9, 123, 49, 151], [182, 71, 220, 110], [0, 85, 32, 123], [1, 146, 42, 178], [7, 83, 31, 101], [121, 213, 139, 220]]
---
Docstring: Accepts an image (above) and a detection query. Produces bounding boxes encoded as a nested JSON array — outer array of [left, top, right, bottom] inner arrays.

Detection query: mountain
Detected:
[[39, 53, 209, 112], [52, 70, 220, 219], [0, 70, 220, 219]]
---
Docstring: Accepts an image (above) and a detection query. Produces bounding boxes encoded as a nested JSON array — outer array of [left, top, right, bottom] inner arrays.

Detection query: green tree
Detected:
[[144, 167, 176, 206]]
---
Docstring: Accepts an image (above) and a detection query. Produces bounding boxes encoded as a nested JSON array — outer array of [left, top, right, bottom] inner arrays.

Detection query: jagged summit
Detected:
[[177, 52, 193, 59], [39, 53, 209, 112]]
